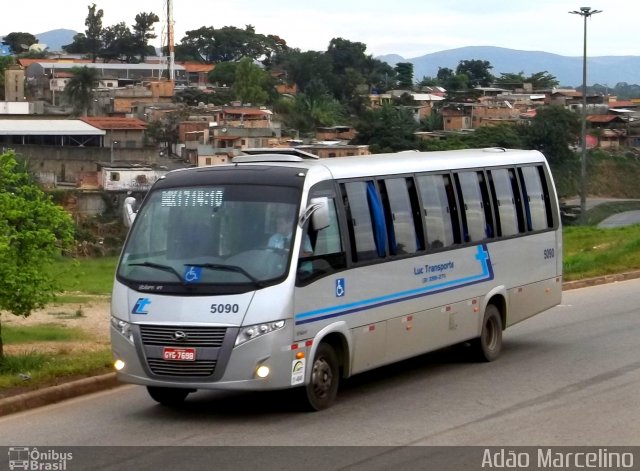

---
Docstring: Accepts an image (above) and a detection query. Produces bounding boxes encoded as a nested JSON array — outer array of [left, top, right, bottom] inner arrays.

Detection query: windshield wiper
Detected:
[[129, 261, 184, 283], [186, 263, 265, 287]]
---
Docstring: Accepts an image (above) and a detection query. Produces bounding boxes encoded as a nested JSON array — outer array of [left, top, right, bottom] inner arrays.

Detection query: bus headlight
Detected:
[[111, 317, 134, 344], [235, 320, 285, 347]]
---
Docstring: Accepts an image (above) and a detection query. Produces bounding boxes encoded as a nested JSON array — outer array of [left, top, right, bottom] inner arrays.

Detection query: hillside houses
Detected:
[[1, 53, 640, 198]]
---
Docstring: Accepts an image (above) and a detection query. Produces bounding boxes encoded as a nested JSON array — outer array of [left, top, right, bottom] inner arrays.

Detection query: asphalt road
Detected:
[[1, 278, 639, 452], [598, 210, 640, 228]]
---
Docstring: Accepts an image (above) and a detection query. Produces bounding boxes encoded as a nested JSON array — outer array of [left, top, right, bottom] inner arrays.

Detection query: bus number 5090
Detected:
[[544, 248, 555, 259], [211, 304, 240, 314]]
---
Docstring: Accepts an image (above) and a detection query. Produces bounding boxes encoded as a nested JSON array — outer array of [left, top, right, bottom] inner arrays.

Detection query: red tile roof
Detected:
[[586, 115, 625, 123], [608, 100, 636, 108], [79, 117, 147, 130]]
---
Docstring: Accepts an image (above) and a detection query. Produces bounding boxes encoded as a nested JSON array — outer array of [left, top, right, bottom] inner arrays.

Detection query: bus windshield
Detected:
[[117, 184, 301, 293]]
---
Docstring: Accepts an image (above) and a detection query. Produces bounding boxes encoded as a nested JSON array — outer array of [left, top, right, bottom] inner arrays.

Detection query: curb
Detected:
[[562, 270, 640, 290], [2, 271, 640, 417], [0, 373, 120, 417]]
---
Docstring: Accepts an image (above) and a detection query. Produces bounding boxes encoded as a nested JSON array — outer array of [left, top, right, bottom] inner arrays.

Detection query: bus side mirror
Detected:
[[123, 196, 137, 228], [300, 197, 330, 231]]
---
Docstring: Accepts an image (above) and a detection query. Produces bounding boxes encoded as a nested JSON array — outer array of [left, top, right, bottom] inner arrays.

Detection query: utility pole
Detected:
[[166, 0, 175, 82], [569, 6, 602, 223]]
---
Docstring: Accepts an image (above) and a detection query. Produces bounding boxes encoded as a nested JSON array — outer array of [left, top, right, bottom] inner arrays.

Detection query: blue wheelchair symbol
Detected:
[[184, 266, 202, 283], [336, 278, 345, 297]]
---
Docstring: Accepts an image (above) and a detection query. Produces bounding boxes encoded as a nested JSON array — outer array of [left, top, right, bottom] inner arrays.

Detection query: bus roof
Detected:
[[232, 148, 548, 181], [160, 148, 548, 188]]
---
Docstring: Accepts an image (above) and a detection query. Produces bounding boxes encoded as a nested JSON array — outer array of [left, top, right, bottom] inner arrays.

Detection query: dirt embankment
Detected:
[[1, 298, 110, 355]]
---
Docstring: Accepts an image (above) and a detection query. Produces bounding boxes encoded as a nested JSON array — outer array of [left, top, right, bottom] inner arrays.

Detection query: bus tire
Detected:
[[304, 343, 339, 411], [146, 386, 192, 406], [472, 304, 503, 362]]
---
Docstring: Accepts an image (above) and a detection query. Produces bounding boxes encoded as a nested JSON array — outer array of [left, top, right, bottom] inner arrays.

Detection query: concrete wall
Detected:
[[8, 144, 160, 184]]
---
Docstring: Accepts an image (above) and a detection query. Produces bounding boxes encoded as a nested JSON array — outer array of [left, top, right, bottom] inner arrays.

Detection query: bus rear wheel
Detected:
[[304, 343, 339, 411], [472, 304, 503, 362], [146, 386, 193, 406]]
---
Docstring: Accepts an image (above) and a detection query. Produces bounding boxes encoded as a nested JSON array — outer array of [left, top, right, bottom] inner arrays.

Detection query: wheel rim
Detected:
[[311, 357, 333, 398]]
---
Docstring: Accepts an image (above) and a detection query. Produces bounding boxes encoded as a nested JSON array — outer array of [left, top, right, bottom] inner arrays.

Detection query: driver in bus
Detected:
[[268, 214, 313, 254]]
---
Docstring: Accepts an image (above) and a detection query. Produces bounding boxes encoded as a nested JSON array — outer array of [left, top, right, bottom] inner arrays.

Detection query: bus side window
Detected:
[[310, 198, 343, 256], [477, 171, 495, 239], [488, 168, 519, 237], [379, 177, 421, 256], [341, 181, 385, 262], [508, 168, 527, 233], [416, 174, 458, 248], [297, 197, 346, 284], [519, 165, 551, 231], [455, 171, 490, 242]]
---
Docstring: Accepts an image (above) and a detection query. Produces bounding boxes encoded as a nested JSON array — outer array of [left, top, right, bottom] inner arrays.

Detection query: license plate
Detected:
[[162, 347, 196, 361]]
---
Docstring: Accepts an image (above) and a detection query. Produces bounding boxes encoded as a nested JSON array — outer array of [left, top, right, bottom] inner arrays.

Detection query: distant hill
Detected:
[[35, 29, 78, 52], [378, 46, 640, 88], [0, 28, 76, 55]]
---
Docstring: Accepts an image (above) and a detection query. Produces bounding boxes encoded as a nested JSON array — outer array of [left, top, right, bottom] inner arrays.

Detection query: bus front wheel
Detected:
[[472, 304, 503, 362], [304, 343, 339, 411], [146, 386, 193, 406]]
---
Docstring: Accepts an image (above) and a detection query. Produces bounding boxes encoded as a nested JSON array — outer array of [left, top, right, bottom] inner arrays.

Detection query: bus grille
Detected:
[[139, 325, 227, 347], [147, 359, 217, 377]]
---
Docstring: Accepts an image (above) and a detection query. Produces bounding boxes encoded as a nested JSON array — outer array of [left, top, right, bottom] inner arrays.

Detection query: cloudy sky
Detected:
[[3, 0, 636, 58]]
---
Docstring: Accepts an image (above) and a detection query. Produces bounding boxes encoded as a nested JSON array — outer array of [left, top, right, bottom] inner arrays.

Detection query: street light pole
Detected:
[[569, 6, 602, 223]]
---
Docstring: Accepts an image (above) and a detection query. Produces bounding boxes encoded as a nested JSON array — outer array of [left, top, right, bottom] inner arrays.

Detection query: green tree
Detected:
[[526, 71, 559, 89], [436, 67, 469, 92], [99, 23, 136, 63], [417, 76, 439, 88], [178, 25, 287, 63], [418, 136, 468, 152], [278, 79, 345, 132], [521, 105, 581, 163], [0, 151, 74, 358], [419, 111, 443, 132], [85, 4, 104, 63], [493, 72, 526, 89], [178, 26, 216, 62], [272, 49, 333, 95], [145, 110, 189, 153], [494, 71, 559, 90], [326, 38, 367, 75], [232, 58, 270, 105], [324, 38, 370, 101], [395, 62, 414, 89], [132, 12, 160, 62], [63, 66, 100, 116], [352, 104, 419, 153], [1, 32, 38, 54], [209, 61, 238, 87], [364, 56, 396, 93], [464, 123, 524, 149], [62, 33, 91, 55], [456, 59, 494, 88]]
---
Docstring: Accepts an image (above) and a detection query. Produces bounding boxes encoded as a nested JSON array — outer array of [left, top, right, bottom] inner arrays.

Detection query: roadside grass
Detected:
[[0, 349, 112, 392], [3, 324, 88, 344], [0, 324, 112, 393], [46, 255, 119, 296], [563, 224, 640, 280], [2, 202, 640, 396]]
